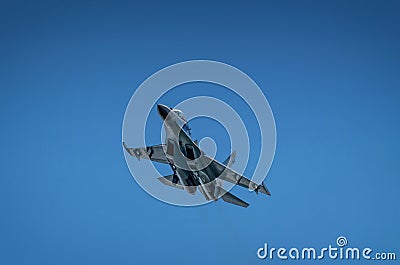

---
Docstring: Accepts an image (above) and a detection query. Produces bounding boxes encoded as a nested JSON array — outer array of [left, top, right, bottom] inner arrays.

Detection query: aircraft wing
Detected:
[[204, 155, 271, 196], [123, 142, 169, 164]]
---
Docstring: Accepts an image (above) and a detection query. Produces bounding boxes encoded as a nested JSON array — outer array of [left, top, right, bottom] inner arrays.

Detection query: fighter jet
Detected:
[[123, 104, 271, 207]]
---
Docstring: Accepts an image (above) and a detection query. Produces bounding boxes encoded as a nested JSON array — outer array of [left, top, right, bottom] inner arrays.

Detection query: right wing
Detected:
[[203, 155, 271, 196], [123, 142, 169, 164]]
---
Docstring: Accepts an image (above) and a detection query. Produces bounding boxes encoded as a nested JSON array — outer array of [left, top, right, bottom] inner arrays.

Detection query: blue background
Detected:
[[1, 0, 399, 264]]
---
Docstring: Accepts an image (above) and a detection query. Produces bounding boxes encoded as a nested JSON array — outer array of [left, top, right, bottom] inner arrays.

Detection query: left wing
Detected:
[[203, 155, 271, 196], [123, 142, 169, 164]]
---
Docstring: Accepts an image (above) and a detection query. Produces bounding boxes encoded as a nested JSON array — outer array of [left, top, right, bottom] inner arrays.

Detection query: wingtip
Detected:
[[122, 142, 137, 158], [122, 142, 130, 151], [261, 181, 271, 196], [122, 142, 129, 152]]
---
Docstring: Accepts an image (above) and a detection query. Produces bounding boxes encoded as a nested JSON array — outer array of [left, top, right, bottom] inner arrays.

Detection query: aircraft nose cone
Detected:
[[157, 104, 171, 120]]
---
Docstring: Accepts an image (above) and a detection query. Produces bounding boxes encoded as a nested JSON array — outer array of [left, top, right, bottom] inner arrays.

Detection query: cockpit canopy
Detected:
[[173, 109, 191, 136], [173, 109, 185, 120]]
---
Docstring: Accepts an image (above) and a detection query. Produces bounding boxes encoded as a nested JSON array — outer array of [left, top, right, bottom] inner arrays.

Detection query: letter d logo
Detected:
[[257, 243, 268, 259]]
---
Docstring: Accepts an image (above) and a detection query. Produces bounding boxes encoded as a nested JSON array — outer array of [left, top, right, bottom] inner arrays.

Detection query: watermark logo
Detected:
[[336, 236, 348, 247], [257, 236, 396, 261]]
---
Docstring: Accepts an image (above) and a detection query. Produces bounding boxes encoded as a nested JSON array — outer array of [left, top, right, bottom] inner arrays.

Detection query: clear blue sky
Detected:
[[1, 1, 399, 264]]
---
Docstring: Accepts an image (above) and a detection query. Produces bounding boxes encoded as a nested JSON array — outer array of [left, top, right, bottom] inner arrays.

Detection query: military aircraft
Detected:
[[123, 104, 271, 207]]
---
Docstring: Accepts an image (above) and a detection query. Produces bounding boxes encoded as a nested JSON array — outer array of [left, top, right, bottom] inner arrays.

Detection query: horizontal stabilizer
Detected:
[[157, 174, 184, 190], [215, 186, 249, 208]]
